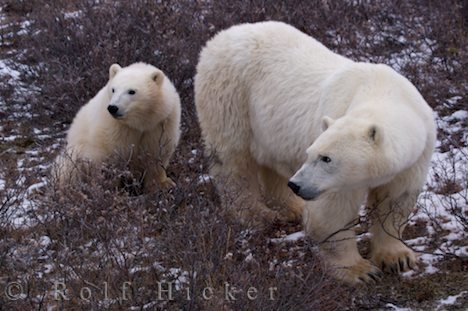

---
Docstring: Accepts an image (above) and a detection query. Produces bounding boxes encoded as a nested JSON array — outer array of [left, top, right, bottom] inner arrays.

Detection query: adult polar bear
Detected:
[[194, 21, 436, 284]]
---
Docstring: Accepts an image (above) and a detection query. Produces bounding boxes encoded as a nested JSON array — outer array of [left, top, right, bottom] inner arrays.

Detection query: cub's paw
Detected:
[[331, 258, 383, 285], [160, 177, 176, 189], [371, 242, 418, 274], [145, 177, 176, 192]]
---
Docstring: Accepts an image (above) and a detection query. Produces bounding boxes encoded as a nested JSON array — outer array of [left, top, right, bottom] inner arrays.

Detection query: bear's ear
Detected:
[[109, 64, 122, 79], [368, 125, 381, 144], [322, 116, 335, 131], [151, 70, 165, 86]]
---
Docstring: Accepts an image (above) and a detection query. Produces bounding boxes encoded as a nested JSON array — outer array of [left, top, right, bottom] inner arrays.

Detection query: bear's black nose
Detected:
[[288, 181, 301, 195], [107, 105, 119, 115]]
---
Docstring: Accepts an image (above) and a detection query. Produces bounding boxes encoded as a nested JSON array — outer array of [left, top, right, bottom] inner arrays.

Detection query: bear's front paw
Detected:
[[330, 258, 383, 285], [371, 242, 418, 274]]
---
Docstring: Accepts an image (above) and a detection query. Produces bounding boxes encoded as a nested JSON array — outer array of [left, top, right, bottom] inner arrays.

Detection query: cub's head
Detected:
[[288, 116, 383, 200], [106, 63, 170, 131]]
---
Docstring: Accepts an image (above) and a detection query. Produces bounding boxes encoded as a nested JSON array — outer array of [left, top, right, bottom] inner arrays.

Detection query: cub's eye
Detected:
[[320, 155, 331, 163], [112, 88, 115, 93], [128, 90, 136, 95]]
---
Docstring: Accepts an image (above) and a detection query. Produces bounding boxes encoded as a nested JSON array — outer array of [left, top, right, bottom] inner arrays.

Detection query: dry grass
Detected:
[[0, 0, 466, 310]]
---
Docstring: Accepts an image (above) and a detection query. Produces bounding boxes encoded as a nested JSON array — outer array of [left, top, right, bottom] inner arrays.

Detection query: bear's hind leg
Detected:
[[259, 165, 304, 223], [210, 151, 282, 227]]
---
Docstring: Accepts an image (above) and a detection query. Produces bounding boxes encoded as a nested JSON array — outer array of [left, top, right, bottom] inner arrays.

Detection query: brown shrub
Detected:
[[0, 0, 466, 310]]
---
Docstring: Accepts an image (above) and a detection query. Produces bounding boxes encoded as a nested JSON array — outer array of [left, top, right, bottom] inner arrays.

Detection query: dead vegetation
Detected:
[[0, 0, 466, 310]]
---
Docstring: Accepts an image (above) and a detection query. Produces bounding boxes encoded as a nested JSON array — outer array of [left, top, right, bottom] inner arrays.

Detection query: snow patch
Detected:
[[0, 59, 20, 80], [436, 291, 467, 310], [385, 303, 412, 311], [197, 174, 212, 185], [271, 231, 305, 244]]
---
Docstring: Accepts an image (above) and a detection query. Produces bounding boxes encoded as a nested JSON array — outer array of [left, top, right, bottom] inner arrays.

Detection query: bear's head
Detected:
[[288, 116, 384, 200], [106, 63, 172, 131]]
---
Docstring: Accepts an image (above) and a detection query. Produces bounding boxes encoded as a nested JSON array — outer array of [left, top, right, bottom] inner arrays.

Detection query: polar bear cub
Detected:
[[194, 21, 436, 284], [56, 62, 181, 191]]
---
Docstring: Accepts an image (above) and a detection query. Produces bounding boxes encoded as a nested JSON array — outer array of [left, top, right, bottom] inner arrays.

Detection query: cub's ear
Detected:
[[368, 125, 382, 144], [151, 70, 165, 86], [322, 116, 335, 131], [109, 64, 122, 80]]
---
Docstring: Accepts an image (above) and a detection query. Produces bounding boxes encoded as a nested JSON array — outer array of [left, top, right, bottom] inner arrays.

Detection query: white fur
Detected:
[[56, 62, 181, 191], [195, 21, 436, 283]]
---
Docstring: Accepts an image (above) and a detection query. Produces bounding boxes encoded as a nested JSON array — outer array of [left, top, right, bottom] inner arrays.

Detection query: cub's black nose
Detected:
[[288, 181, 301, 195], [107, 105, 119, 115]]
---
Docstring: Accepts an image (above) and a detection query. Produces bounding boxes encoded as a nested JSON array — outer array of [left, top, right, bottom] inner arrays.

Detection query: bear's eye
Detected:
[[320, 155, 332, 163], [128, 90, 136, 95], [112, 88, 115, 93]]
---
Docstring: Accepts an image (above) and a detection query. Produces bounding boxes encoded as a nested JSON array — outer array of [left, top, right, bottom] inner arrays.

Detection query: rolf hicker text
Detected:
[[4, 281, 278, 302]]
